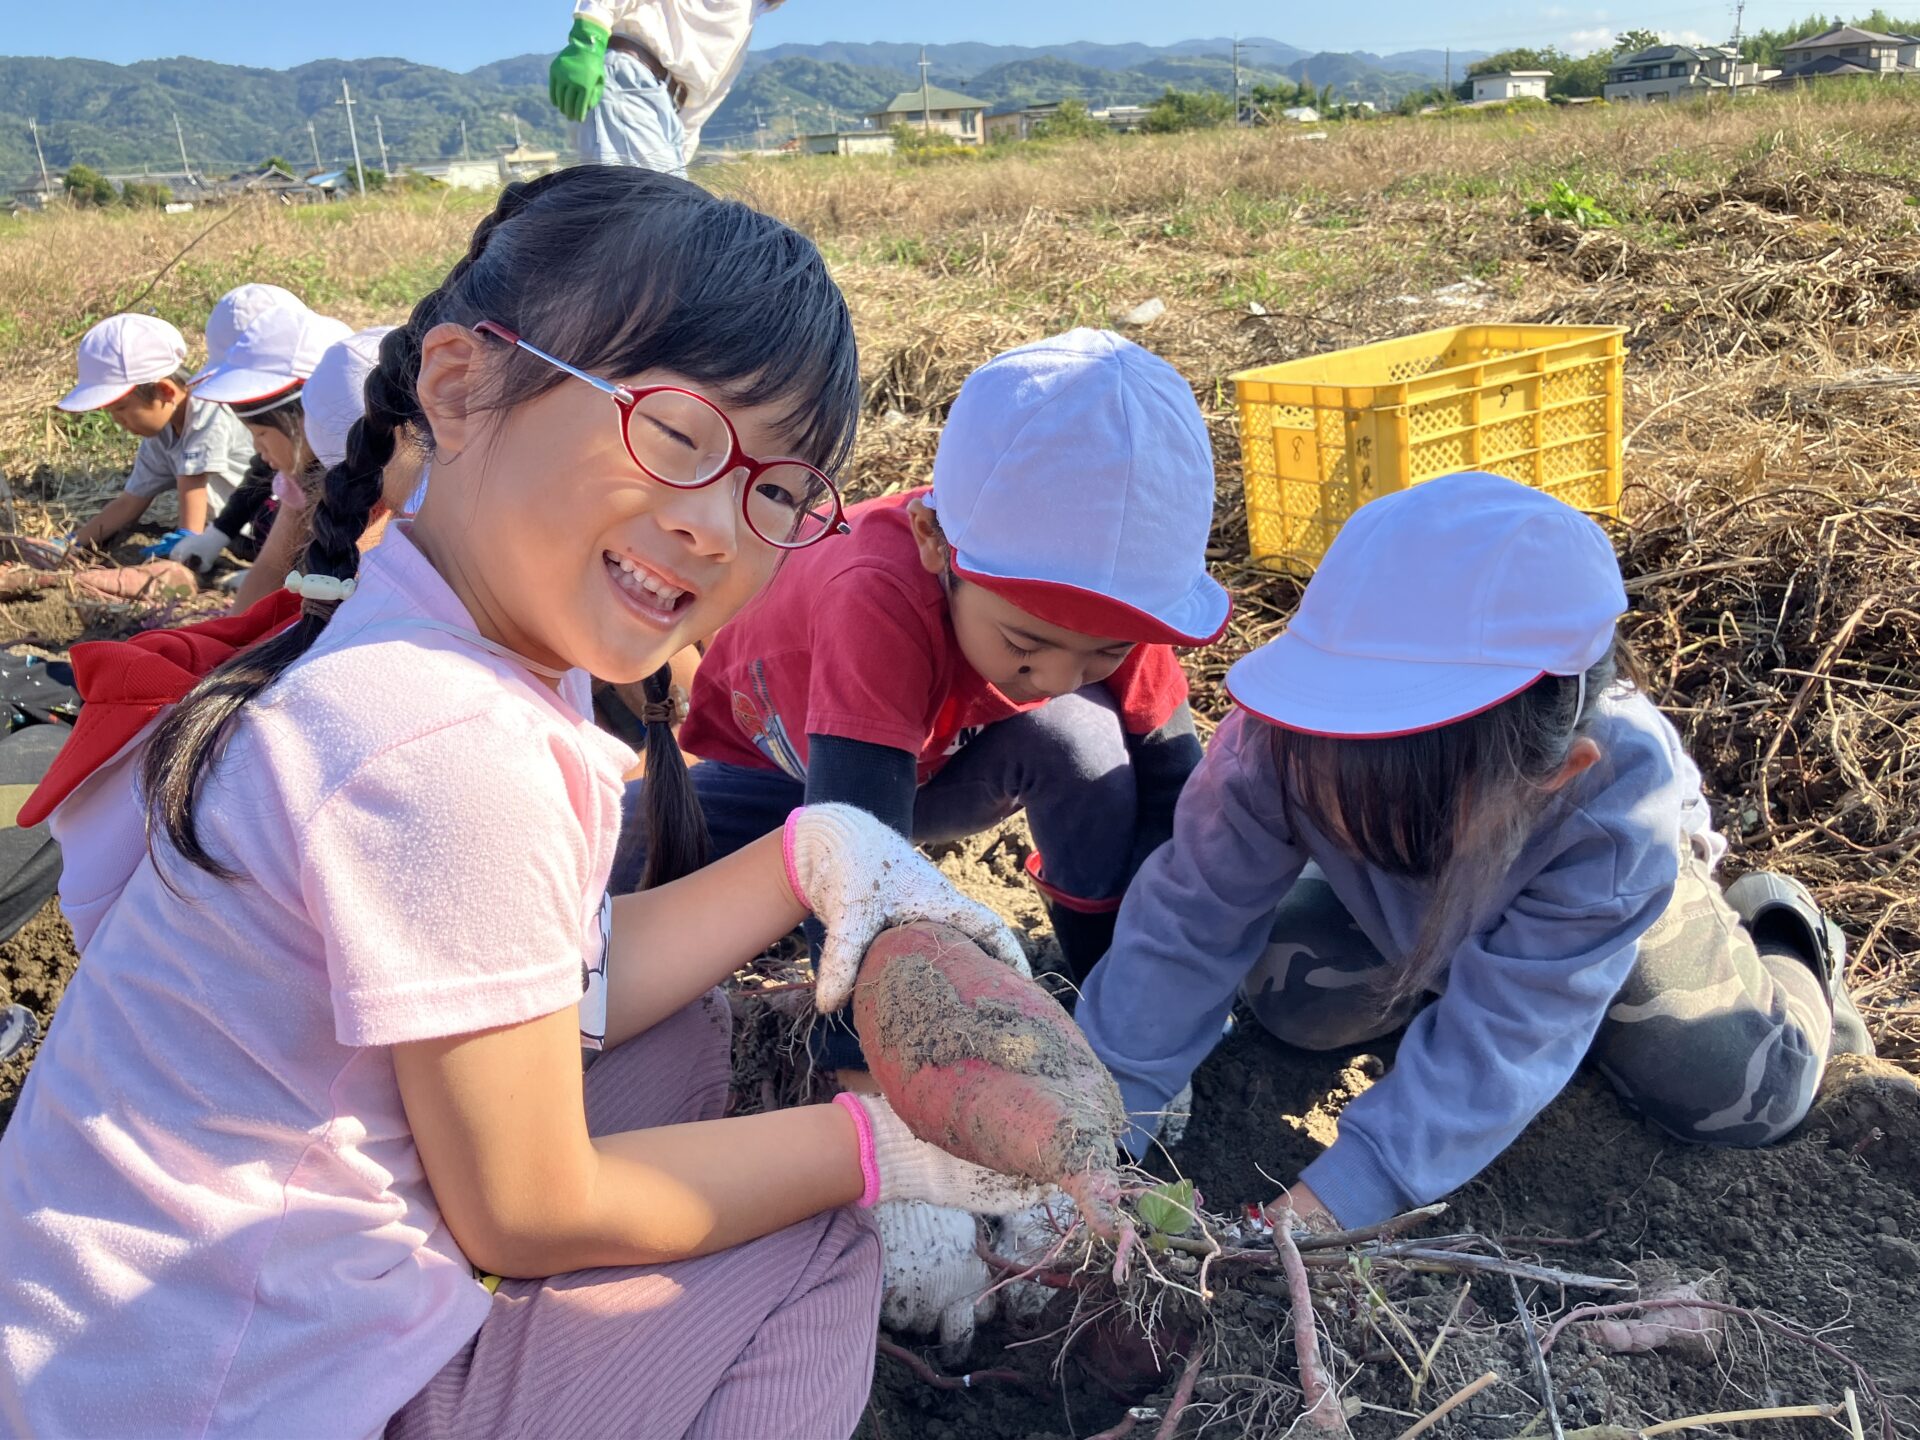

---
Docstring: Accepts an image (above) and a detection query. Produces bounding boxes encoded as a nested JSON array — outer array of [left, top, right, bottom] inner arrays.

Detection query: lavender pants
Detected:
[[387, 992, 882, 1440]]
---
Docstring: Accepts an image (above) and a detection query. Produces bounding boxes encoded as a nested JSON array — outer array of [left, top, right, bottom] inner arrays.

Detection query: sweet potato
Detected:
[[852, 921, 1128, 1233]]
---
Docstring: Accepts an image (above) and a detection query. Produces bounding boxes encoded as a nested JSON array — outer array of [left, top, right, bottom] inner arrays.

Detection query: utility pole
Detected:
[[171, 111, 195, 185], [27, 119, 51, 191], [1730, 0, 1747, 51], [373, 114, 392, 177], [307, 120, 323, 173], [337, 79, 367, 196], [1445, 48, 1452, 99], [460, 119, 471, 159], [1233, 35, 1243, 124], [510, 113, 523, 149], [918, 46, 933, 135]]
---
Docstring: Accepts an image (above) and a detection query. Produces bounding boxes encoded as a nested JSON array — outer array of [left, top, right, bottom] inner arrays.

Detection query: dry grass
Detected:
[[3, 85, 1918, 1051]]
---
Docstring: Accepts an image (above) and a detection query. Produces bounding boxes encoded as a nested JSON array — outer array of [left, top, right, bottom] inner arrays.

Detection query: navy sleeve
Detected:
[[1125, 701, 1203, 873], [804, 733, 917, 839]]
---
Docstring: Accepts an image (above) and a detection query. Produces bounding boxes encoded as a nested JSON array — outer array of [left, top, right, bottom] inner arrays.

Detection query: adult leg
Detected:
[[914, 687, 1139, 981], [1590, 838, 1834, 1146], [574, 51, 688, 176], [610, 760, 804, 894], [1239, 866, 1420, 1050], [390, 992, 882, 1440]]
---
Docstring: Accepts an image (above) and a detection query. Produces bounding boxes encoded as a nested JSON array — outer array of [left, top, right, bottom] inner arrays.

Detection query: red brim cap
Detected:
[[953, 555, 1231, 648]]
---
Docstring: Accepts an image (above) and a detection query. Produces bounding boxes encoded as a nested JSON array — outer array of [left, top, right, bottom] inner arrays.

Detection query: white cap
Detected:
[[928, 328, 1229, 646], [58, 314, 189, 412], [192, 305, 353, 406], [1226, 471, 1627, 737], [303, 327, 394, 468], [193, 284, 310, 381]]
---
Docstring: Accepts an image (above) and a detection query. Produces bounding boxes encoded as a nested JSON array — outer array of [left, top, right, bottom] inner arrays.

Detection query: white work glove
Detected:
[[170, 527, 230, 575], [847, 1091, 1043, 1214], [1159, 1081, 1194, 1148], [785, 804, 1031, 1014], [991, 1191, 1076, 1327], [874, 1201, 993, 1364]]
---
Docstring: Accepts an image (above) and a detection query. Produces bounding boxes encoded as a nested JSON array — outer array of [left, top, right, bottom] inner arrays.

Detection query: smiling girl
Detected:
[[0, 167, 1034, 1439]]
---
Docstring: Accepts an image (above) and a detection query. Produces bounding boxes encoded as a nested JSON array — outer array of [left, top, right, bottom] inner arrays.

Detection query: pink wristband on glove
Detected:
[[781, 809, 812, 912], [832, 1092, 881, 1208]]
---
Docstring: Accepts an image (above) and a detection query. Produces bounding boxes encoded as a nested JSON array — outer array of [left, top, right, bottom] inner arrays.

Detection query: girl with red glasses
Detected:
[[0, 166, 1037, 1438]]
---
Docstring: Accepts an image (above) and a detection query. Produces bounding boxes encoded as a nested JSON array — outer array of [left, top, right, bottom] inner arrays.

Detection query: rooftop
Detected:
[[1782, 24, 1906, 48], [871, 84, 984, 114]]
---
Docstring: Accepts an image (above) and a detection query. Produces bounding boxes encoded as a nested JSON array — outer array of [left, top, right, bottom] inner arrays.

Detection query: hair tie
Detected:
[[283, 570, 357, 604], [641, 686, 689, 726]]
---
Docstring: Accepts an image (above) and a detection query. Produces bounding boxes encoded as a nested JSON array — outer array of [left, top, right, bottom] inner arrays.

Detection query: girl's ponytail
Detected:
[[635, 664, 710, 889]]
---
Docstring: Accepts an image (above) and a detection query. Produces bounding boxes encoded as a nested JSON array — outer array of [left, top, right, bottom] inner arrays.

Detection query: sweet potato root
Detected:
[[852, 921, 1128, 1233]]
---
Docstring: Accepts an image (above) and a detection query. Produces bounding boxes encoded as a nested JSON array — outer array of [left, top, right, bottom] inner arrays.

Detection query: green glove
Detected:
[[549, 17, 611, 122]]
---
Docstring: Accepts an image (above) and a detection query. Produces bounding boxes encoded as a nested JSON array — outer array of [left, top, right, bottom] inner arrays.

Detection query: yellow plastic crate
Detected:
[[1231, 323, 1626, 574]]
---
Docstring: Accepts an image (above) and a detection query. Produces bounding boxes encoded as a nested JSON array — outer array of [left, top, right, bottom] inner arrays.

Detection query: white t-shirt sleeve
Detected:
[[300, 712, 598, 1047], [124, 435, 177, 499]]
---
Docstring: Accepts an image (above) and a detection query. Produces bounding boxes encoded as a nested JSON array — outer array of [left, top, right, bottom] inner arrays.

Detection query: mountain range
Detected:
[[0, 39, 1490, 187]]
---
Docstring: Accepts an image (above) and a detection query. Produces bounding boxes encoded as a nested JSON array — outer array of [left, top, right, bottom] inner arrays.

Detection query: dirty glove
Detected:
[[840, 1091, 1043, 1214], [170, 526, 229, 574], [549, 16, 611, 121], [875, 1201, 993, 1364], [990, 1191, 1076, 1327], [785, 804, 1031, 1014]]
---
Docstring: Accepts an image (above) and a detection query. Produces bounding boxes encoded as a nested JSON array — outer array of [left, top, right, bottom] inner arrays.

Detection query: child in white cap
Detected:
[[57, 314, 256, 554], [218, 325, 397, 612], [172, 284, 327, 575], [172, 292, 352, 595], [663, 327, 1230, 986], [1078, 470, 1869, 1232]]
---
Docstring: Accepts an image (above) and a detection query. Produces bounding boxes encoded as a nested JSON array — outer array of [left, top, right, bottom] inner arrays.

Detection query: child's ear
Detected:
[[906, 496, 949, 576], [414, 322, 485, 454], [1544, 736, 1602, 792]]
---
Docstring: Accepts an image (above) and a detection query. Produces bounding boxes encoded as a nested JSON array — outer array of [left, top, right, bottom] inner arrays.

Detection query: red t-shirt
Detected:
[[680, 489, 1190, 785]]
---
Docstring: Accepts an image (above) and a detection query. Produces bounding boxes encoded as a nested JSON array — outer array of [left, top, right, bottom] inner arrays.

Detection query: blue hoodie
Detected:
[[1075, 687, 1722, 1226]]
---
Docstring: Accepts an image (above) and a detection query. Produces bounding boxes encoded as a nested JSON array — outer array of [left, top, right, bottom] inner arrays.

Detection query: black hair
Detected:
[[1270, 636, 1639, 1011], [144, 165, 861, 882], [133, 367, 196, 402]]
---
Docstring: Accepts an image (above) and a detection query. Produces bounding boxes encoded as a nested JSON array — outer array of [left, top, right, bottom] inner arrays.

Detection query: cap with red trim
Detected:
[[191, 303, 352, 407], [58, 314, 189, 413], [190, 284, 310, 386], [1225, 471, 1627, 738], [928, 328, 1229, 647]]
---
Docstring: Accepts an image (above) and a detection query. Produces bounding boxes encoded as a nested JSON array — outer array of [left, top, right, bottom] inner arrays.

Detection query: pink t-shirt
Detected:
[[0, 528, 634, 1438]]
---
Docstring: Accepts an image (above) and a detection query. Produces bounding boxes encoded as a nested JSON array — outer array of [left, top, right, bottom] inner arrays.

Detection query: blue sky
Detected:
[[9, 0, 1810, 71]]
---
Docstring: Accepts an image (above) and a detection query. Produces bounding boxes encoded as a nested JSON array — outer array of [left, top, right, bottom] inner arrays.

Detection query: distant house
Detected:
[[1280, 105, 1322, 123], [984, 100, 1154, 141], [1095, 104, 1153, 132], [868, 84, 986, 144], [212, 161, 320, 204], [1769, 24, 1919, 84], [802, 130, 895, 156], [1604, 43, 1774, 101], [409, 158, 512, 192], [499, 144, 560, 183], [1471, 69, 1552, 102], [11, 178, 64, 213]]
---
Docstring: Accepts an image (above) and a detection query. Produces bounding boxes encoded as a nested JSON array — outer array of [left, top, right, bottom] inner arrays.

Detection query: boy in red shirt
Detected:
[[628, 328, 1229, 985]]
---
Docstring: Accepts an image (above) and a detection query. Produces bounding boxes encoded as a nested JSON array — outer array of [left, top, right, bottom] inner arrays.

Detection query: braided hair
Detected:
[[144, 165, 861, 882]]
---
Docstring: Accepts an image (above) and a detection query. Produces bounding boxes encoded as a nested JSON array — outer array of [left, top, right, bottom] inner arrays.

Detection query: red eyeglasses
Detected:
[[474, 321, 849, 549]]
